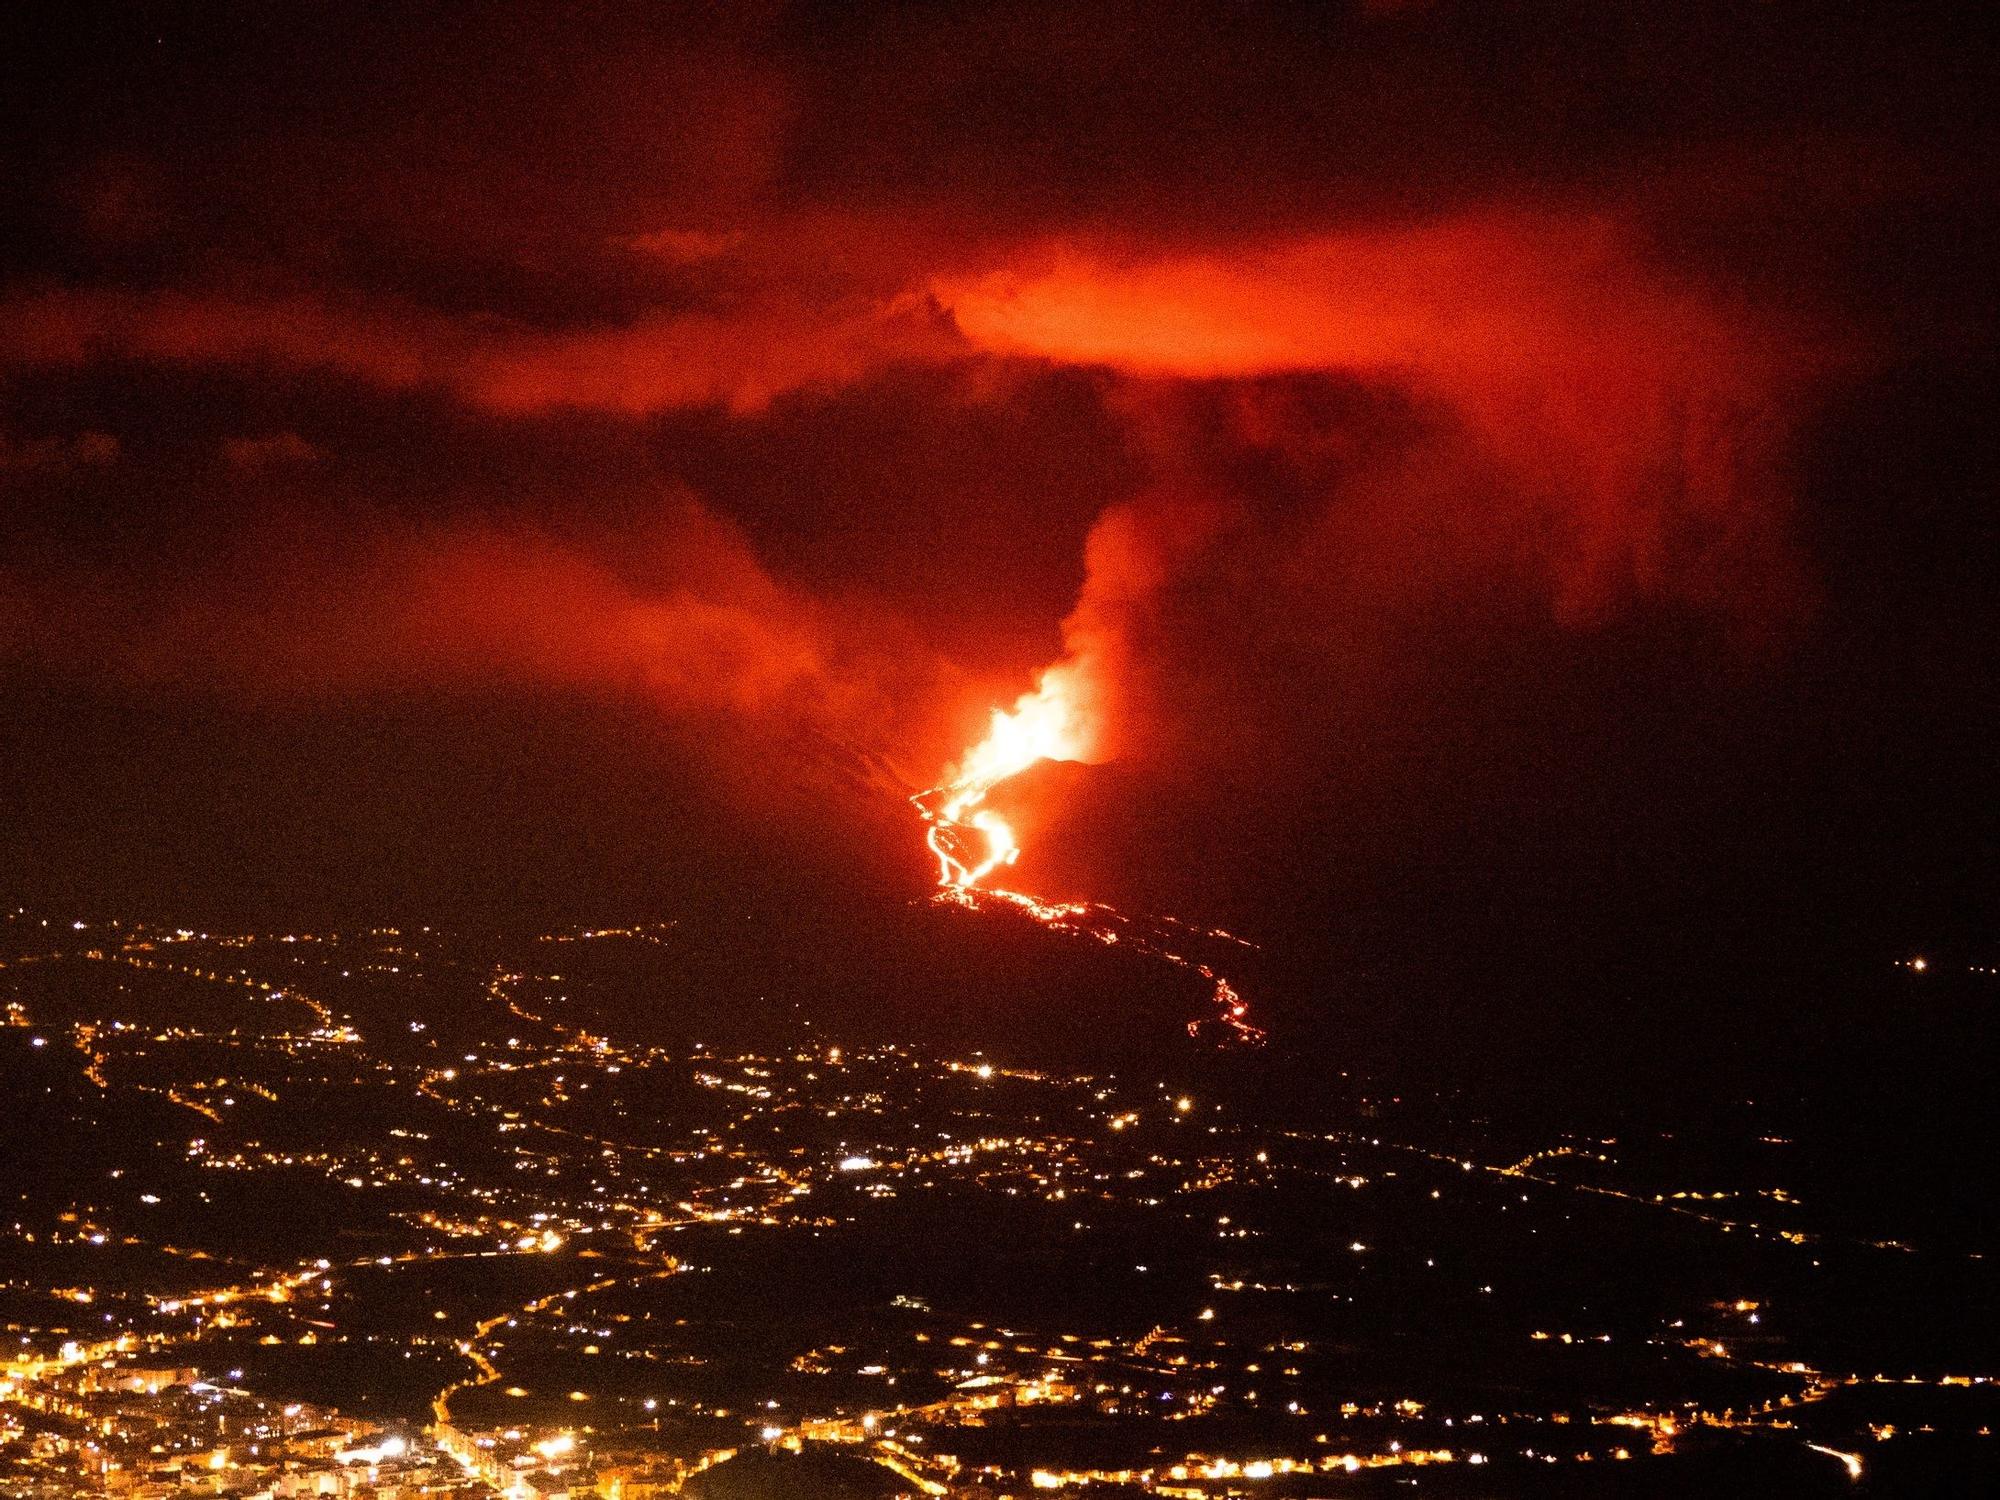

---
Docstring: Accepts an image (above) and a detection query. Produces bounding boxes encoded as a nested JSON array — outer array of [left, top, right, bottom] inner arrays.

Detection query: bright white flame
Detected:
[[952, 668, 1091, 798], [918, 667, 1092, 889]]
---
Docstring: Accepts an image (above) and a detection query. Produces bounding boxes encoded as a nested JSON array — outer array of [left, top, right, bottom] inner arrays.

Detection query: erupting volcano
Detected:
[[912, 666, 1264, 1046], [913, 666, 1093, 890]]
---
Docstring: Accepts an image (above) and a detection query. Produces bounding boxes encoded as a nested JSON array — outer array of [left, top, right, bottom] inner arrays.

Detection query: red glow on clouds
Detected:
[[932, 212, 1816, 627], [935, 214, 1761, 382], [0, 284, 959, 416], [0, 500, 958, 803]]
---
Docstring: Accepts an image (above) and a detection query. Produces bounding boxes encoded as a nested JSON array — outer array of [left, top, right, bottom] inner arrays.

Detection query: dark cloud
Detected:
[[0, 426, 118, 472], [222, 431, 319, 468]]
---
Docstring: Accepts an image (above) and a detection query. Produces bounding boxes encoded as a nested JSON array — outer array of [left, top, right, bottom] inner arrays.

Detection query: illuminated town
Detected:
[[3, 907, 1991, 1497]]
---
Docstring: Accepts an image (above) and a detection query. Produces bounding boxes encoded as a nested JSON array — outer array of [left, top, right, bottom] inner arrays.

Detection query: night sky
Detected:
[[2, 4, 1994, 1054]]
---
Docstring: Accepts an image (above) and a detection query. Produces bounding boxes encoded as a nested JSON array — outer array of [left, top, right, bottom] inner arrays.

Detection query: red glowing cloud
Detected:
[[932, 211, 1821, 627], [0, 282, 960, 416], [935, 213, 1777, 384], [1, 498, 956, 797]]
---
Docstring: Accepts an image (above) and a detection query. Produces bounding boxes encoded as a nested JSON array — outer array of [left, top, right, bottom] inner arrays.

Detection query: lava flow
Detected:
[[912, 670, 1264, 1046]]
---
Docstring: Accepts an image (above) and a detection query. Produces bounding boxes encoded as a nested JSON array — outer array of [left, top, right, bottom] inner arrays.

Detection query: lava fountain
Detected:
[[912, 667, 1264, 1046], [913, 665, 1092, 890]]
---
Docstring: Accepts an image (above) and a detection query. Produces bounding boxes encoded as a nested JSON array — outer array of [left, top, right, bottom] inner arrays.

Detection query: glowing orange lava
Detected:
[[913, 668, 1263, 1046], [914, 666, 1090, 889]]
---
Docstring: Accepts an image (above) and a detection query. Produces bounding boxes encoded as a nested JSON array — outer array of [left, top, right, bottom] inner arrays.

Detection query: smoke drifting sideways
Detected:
[[0, 492, 966, 832]]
